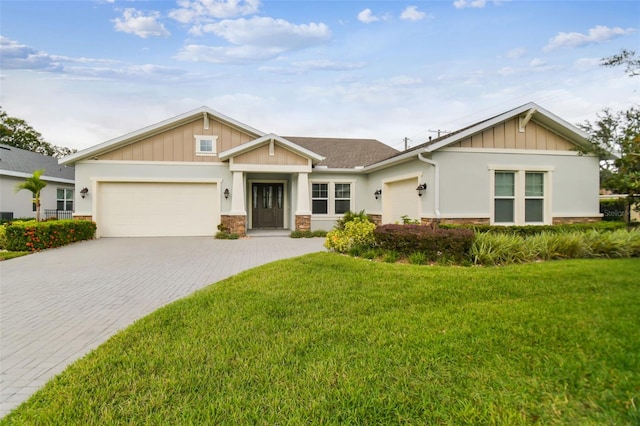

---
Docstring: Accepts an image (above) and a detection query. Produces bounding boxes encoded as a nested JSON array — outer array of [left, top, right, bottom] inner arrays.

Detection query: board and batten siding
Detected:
[[97, 117, 255, 162], [233, 144, 309, 166], [451, 118, 575, 151]]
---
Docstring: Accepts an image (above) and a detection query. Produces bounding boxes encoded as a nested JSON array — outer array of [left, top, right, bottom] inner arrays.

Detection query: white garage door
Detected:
[[382, 177, 420, 224], [98, 182, 219, 237]]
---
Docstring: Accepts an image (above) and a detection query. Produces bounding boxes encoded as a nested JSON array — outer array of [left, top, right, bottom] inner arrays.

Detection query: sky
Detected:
[[1, 0, 639, 153]]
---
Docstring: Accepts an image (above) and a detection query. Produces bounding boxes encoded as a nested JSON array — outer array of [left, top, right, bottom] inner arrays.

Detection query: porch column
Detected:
[[295, 172, 311, 231], [230, 171, 246, 215]]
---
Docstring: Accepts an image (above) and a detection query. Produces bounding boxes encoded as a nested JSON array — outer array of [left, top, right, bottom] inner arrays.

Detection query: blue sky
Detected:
[[1, 0, 638, 152]]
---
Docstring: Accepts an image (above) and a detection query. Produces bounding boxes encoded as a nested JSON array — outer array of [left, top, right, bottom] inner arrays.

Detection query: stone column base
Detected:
[[295, 215, 311, 232], [436, 218, 490, 226], [73, 215, 93, 221], [368, 214, 382, 226], [221, 215, 247, 237]]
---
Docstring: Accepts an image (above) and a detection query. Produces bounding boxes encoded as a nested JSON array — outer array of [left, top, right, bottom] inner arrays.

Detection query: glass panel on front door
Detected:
[[252, 183, 284, 229]]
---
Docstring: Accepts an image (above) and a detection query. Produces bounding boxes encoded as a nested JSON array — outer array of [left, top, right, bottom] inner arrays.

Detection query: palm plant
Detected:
[[15, 169, 47, 221]]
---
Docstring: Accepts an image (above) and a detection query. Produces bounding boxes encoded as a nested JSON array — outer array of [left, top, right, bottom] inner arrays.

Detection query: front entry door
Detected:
[[252, 183, 284, 229]]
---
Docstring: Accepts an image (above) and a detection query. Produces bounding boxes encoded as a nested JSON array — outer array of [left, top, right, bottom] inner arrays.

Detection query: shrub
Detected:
[[334, 210, 369, 230], [440, 222, 627, 236], [470, 232, 533, 266], [290, 230, 328, 238], [324, 217, 376, 253], [0, 225, 6, 250], [312, 230, 328, 238], [215, 231, 239, 240], [374, 224, 474, 262], [408, 251, 428, 265], [5, 219, 96, 252], [383, 250, 400, 263]]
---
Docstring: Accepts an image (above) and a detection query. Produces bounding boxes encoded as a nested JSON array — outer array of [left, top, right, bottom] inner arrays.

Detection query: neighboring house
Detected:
[[60, 102, 602, 237], [0, 144, 75, 220]]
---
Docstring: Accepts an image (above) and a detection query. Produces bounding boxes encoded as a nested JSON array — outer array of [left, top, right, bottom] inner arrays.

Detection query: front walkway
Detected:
[[0, 236, 325, 417]]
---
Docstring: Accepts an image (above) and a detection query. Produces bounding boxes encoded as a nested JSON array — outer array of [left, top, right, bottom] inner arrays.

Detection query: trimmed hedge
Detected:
[[439, 221, 627, 236], [5, 219, 96, 252], [374, 224, 474, 262]]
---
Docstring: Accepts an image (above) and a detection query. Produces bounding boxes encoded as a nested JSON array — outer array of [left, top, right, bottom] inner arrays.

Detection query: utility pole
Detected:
[[404, 137, 410, 150], [428, 129, 451, 138]]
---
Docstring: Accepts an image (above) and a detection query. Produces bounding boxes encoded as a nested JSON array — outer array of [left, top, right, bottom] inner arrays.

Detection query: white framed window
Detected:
[[490, 167, 552, 225], [194, 135, 218, 156], [57, 188, 74, 211], [310, 181, 354, 215], [312, 183, 328, 214]]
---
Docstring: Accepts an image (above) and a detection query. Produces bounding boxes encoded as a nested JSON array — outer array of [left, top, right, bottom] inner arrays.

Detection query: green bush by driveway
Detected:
[[4, 219, 96, 252], [3, 255, 639, 425]]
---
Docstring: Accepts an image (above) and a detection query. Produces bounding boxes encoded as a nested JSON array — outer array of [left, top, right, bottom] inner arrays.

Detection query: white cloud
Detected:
[[505, 47, 526, 59], [544, 25, 636, 52], [113, 8, 170, 39], [292, 60, 367, 71], [529, 57, 546, 67], [357, 8, 380, 24], [0, 37, 61, 71], [199, 17, 330, 48], [400, 6, 427, 21], [169, 0, 260, 24], [176, 16, 331, 63], [453, 0, 486, 9]]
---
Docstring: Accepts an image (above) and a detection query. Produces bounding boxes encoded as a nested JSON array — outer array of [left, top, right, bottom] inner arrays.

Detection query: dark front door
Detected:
[[252, 183, 284, 229]]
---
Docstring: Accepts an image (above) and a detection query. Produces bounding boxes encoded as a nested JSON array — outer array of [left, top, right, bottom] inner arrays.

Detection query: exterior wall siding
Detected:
[[453, 118, 575, 151], [97, 117, 255, 162], [234, 144, 308, 166]]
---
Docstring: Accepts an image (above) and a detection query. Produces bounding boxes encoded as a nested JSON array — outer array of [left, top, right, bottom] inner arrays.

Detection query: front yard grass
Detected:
[[0, 251, 29, 261], [3, 255, 639, 425]]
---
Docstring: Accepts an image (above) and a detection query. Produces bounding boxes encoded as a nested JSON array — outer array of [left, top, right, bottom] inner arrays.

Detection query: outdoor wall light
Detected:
[[80, 187, 89, 199], [224, 188, 230, 199], [374, 189, 382, 200], [416, 183, 427, 197]]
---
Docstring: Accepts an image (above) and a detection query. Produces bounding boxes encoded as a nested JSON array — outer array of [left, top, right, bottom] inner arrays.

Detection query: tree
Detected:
[[0, 107, 76, 158], [601, 49, 640, 77], [15, 169, 48, 222]]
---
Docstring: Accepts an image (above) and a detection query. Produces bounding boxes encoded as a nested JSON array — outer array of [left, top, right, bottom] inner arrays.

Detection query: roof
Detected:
[[284, 136, 399, 168], [0, 144, 75, 183], [60, 106, 266, 165]]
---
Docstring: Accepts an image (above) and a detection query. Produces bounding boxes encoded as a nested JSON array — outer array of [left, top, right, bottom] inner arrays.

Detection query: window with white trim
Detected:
[[57, 188, 74, 211], [492, 169, 549, 225], [311, 182, 354, 215], [194, 135, 218, 156], [334, 183, 351, 214], [312, 183, 328, 214]]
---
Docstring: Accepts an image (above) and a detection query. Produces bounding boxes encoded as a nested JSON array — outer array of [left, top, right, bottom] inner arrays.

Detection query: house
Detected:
[[59, 102, 602, 237], [0, 144, 75, 220]]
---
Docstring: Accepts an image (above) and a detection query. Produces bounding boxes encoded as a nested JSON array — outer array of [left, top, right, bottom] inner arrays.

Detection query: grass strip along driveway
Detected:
[[3, 255, 639, 425]]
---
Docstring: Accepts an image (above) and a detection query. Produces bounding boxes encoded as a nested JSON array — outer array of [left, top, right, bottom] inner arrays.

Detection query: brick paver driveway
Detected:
[[0, 236, 325, 417]]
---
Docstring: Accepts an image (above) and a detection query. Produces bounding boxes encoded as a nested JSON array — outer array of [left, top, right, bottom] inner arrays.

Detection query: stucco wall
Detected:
[[1, 175, 74, 219], [432, 149, 600, 221]]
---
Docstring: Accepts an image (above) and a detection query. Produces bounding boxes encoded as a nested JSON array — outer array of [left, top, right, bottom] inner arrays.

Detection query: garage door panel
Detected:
[[98, 182, 219, 237]]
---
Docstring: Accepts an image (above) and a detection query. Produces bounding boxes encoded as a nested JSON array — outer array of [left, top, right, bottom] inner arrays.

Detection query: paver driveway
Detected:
[[0, 236, 325, 417]]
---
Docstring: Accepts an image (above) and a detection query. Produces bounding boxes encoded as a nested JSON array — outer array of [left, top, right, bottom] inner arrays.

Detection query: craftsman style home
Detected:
[[60, 102, 602, 237]]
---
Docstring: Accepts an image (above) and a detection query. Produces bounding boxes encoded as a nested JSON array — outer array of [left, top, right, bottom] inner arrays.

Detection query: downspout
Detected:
[[418, 152, 441, 221]]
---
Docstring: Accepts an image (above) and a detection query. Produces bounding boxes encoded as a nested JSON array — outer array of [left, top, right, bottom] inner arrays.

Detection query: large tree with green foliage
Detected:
[[0, 107, 75, 158], [579, 49, 640, 215], [14, 169, 48, 222]]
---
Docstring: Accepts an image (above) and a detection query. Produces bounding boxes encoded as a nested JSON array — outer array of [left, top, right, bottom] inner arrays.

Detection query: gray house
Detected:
[[61, 102, 602, 237], [0, 144, 75, 220]]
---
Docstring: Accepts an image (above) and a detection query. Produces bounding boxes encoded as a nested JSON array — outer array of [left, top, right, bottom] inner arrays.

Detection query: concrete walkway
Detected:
[[0, 236, 325, 417]]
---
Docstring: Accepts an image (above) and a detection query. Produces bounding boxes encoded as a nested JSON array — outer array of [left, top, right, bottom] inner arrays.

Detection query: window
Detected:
[[311, 182, 353, 215], [57, 188, 74, 211], [334, 183, 351, 214], [492, 169, 549, 225], [494, 172, 515, 223], [525, 172, 544, 223], [194, 135, 218, 156], [312, 183, 328, 214]]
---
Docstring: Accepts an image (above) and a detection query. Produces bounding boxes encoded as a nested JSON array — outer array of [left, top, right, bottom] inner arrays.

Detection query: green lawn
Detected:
[[0, 251, 28, 261], [3, 255, 639, 425]]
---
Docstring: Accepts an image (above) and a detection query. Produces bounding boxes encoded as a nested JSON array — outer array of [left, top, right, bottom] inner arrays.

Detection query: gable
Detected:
[[233, 143, 309, 166], [96, 116, 255, 162], [449, 118, 576, 151]]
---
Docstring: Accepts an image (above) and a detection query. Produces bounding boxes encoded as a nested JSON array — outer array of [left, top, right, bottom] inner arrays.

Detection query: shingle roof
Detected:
[[0, 144, 75, 180], [283, 137, 399, 168]]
